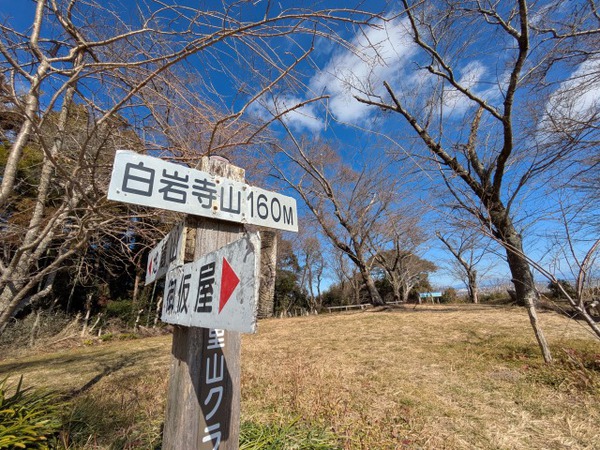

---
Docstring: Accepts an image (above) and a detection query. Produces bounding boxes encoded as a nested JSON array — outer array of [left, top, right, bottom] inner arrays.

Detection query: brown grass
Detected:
[[1, 304, 599, 449], [241, 305, 600, 449]]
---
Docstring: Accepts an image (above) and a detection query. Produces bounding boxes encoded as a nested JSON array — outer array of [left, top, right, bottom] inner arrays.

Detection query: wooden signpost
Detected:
[[161, 233, 261, 333], [108, 152, 297, 449], [109, 150, 298, 232]]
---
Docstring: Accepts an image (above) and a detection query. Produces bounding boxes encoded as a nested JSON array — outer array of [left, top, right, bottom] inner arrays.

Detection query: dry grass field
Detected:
[[1, 304, 599, 449]]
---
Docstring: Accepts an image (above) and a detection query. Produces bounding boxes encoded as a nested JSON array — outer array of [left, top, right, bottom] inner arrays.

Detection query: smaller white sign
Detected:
[[161, 232, 261, 333], [145, 222, 186, 285]]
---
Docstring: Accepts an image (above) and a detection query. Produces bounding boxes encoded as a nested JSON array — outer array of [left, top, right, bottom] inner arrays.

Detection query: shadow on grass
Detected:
[[0, 346, 161, 397]]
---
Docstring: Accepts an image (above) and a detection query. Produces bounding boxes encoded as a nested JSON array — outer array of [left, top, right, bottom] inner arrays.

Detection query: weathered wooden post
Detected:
[[162, 157, 244, 449], [107, 150, 297, 450]]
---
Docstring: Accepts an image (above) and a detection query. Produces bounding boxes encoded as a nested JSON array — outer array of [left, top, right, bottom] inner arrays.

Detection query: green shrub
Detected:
[[104, 299, 134, 323], [479, 291, 511, 304], [440, 288, 459, 303], [0, 377, 62, 449]]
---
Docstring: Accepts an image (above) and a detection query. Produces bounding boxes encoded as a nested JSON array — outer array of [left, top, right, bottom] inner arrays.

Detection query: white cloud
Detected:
[[553, 57, 600, 117], [541, 56, 600, 135], [254, 15, 514, 132], [307, 16, 504, 125], [248, 95, 324, 133], [308, 16, 417, 124], [441, 61, 488, 115]]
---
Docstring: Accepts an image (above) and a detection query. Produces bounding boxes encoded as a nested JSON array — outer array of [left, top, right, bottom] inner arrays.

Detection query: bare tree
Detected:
[[297, 231, 326, 313], [437, 229, 491, 304], [376, 249, 436, 304], [0, 0, 378, 332], [330, 247, 362, 306], [349, 0, 600, 362], [271, 137, 401, 306], [367, 213, 433, 303], [536, 199, 600, 336]]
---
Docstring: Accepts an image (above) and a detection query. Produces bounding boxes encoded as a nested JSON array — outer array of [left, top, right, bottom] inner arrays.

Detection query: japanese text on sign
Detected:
[[146, 222, 186, 285], [108, 151, 298, 232], [201, 328, 226, 450], [161, 232, 260, 333]]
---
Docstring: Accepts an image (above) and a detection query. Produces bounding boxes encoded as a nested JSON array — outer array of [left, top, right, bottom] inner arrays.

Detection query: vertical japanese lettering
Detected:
[[122, 162, 155, 196], [166, 229, 180, 264], [159, 241, 168, 271], [207, 329, 225, 349], [206, 353, 224, 384], [202, 423, 221, 450], [203, 386, 223, 421], [202, 329, 227, 449], [195, 262, 215, 313], [165, 276, 177, 314], [150, 251, 159, 276], [176, 273, 191, 314]]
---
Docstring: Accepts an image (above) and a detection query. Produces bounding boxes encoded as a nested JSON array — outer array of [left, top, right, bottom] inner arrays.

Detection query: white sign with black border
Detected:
[[108, 151, 298, 232], [161, 232, 260, 333]]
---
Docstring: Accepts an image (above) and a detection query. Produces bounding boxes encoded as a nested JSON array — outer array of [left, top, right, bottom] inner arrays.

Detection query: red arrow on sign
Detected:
[[219, 257, 240, 313]]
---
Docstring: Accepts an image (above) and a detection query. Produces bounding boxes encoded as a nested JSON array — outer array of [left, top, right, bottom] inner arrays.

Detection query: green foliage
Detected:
[[240, 420, 339, 450], [0, 144, 43, 197], [374, 277, 393, 301], [0, 377, 62, 449], [104, 299, 135, 323], [60, 388, 163, 449], [440, 287, 459, 303], [321, 284, 345, 307], [274, 269, 307, 313], [274, 239, 308, 313], [479, 291, 511, 304]]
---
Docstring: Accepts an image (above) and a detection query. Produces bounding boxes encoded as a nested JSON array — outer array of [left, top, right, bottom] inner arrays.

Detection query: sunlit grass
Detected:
[[1, 305, 599, 449]]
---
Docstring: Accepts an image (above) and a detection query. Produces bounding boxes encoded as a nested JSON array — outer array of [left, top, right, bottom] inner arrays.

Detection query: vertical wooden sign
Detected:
[[162, 157, 244, 450]]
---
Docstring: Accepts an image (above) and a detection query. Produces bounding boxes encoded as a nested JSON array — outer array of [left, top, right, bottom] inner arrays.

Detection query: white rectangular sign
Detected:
[[161, 232, 261, 333], [145, 222, 186, 285], [108, 151, 298, 232]]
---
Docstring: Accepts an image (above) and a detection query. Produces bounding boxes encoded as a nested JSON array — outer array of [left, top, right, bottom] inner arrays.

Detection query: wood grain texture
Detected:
[[162, 156, 244, 450]]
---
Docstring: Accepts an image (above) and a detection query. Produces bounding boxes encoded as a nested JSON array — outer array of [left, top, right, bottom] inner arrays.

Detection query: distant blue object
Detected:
[[419, 292, 442, 298]]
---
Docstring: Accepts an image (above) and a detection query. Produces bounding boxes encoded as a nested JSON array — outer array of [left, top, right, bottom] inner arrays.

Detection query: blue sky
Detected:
[[1, 1, 597, 290]]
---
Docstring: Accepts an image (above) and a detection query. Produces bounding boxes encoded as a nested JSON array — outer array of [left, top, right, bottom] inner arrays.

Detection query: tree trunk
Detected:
[[80, 293, 93, 337], [153, 296, 163, 328], [0, 79, 79, 333], [358, 265, 384, 306], [503, 226, 553, 363], [392, 285, 401, 303], [132, 271, 141, 305], [29, 309, 42, 347], [401, 284, 411, 303], [467, 270, 478, 304]]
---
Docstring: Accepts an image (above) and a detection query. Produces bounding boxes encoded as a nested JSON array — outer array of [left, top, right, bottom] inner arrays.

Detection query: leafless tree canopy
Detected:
[[0, 0, 379, 332], [345, 0, 600, 361]]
